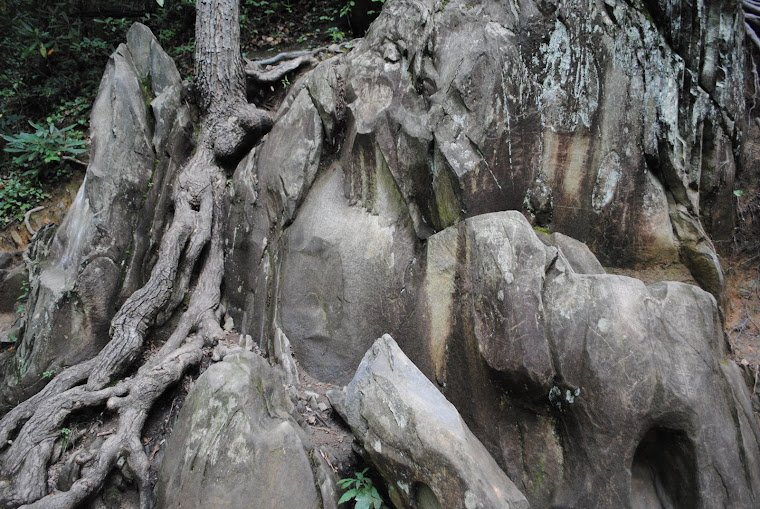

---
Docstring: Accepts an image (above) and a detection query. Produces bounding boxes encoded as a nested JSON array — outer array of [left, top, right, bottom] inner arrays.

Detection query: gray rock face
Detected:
[[345, 334, 530, 509], [223, 78, 420, 384], [213, 5, 759, 504], [0, 266, 26, 314], [279, 165, 417, 383], [224, 0, 745, 390], [156, 352, 323, 509], [0, 23, 192, 407], [0, 1, 752, 507], [335, 0, 737, 287], [411, 211, 760, 507]]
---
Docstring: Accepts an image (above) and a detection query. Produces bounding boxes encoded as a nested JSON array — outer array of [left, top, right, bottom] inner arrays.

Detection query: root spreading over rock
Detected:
[[0, 1, 272, 507]]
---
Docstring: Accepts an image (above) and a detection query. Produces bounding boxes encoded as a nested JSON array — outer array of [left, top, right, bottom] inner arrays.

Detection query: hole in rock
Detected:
[[413, 482, 441, 509], [603, 3, 617, 25], [631, 427, 698, 509]]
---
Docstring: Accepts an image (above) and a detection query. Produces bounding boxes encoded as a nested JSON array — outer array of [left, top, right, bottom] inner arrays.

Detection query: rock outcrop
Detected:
[[410, 211, 760, 507], [345, 334, 530, 509], [2, 1, 758, 508], [212, 2, 759, 505], [225, 0, 746, 389], [0, 23, 193, 408], [156, 352, 331, 509]]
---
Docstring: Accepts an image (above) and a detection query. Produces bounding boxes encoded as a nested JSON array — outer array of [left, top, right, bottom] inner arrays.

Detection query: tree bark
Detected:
[[0, 1, 271, 507]]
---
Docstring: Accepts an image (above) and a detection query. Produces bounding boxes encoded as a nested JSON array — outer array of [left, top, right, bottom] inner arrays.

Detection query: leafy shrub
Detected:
[[47, 96, 90, 128], [1, 121, 86, 179], [341, 0, 386, 17], [0, 172, 46, 226], [337, 469, 387, 509]]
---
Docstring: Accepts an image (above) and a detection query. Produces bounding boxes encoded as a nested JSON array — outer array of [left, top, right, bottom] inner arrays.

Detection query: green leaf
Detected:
[[338, 489, 358, 504], [370, 487, 383, 508], [354, 492, 372, 509], [156, 0, 164, 6], [734, 190, 744, 197]]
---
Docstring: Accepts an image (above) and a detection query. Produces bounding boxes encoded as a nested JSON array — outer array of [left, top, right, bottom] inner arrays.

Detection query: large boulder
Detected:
[[329, 0, 738, 287], [155, 352, 325, 509], [0, 23, 192, 407], [223, 70, 421, 384], [409, 211, 760, 507], [345, 334, 530, 509], [224, 0, 744, 390], [278, 162, 418, 383]]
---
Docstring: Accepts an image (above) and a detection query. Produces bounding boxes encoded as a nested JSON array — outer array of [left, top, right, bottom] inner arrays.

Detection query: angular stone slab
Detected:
[[345, 334, 529, 509], [156, 352, 322, 509]]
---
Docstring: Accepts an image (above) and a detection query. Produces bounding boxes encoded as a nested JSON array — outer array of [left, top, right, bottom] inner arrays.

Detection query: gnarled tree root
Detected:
[[0, 1, 272, 507], [243, 38, 362, 85], [0, 150, 228, 509]]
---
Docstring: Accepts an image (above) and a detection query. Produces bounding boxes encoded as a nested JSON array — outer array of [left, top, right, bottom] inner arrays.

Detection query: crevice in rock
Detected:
[[630, 427, 698, 509]]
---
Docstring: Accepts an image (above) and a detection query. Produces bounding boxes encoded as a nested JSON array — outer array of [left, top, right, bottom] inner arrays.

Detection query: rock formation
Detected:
[[156, 352, 328, 509], [1, 0, 758, 508]]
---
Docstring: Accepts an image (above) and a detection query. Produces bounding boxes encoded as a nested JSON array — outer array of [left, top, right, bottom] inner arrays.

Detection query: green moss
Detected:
[[434, 169, 462, 229], [140, 76, 155, 107], [534, 454, 546, 488]]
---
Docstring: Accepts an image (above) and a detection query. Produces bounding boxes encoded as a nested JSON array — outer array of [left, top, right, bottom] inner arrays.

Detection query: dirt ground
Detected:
[[724, 257, 760, 375]]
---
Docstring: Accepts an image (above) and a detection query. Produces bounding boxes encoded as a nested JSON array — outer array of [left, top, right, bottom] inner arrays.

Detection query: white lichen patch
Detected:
[[592, 151, 621, 210], [464, 490, 479, 509]]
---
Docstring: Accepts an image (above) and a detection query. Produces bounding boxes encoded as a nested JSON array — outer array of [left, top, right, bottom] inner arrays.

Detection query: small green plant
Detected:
[[60, 427, 72, 454], [337, 469, 387, 509], [17, 280, 29, 301], [341, 0, 386, 17], [47, 96, 91, 128], [340, 1, 356, 17], [1, 120, 86, 179], [281, 75, 290, 88], [93, 17, 131, 35], [0, 172, 46, 226], [327, 26, 345, 42], [42, 370, 55, 378]]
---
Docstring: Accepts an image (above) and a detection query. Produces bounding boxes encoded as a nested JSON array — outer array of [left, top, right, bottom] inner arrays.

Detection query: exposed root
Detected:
[[20, 339, 205, 509], [0, 132, 243, 506], [23, 207, 45, 236], [0, 150, 225, 508], [0, 2, 272, 507], [244, 39, 362, 85], [246, 54, 316, 84], [0, 358, 98, 445], [746, 2, 760, 52], [1, 383, 128, 506], [85, 148, 220, 391]]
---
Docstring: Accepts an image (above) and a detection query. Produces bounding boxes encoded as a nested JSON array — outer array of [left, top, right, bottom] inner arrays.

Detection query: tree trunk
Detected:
[[0, 1, 271, 507]]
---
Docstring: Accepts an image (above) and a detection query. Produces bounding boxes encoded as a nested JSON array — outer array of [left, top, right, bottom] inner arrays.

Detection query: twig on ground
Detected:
[[61, 156, 88, 168], [24, 206, 45, 236]]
